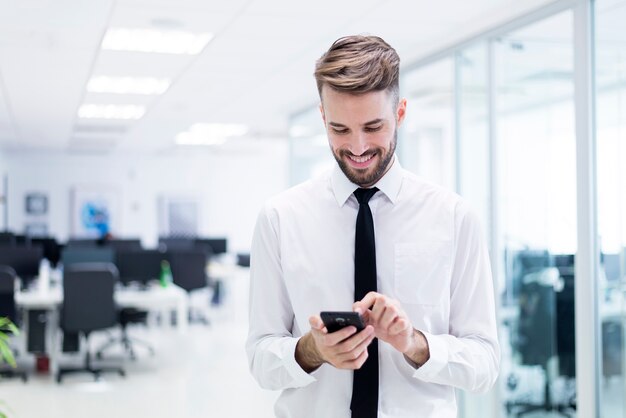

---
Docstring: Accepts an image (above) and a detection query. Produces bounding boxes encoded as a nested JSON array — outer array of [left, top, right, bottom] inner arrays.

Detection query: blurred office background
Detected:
[[0, 0, 624, 417]]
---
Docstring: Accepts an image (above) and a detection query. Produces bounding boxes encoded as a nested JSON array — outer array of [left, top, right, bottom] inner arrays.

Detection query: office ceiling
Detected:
[[0, 0, 556, 154]]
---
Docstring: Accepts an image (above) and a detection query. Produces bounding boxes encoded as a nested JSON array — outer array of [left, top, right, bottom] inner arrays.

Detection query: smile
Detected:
[[348, 154, 374, 164]]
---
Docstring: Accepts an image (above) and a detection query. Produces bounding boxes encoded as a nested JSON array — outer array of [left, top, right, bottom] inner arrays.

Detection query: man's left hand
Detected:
[[353, 291, 430, 367]]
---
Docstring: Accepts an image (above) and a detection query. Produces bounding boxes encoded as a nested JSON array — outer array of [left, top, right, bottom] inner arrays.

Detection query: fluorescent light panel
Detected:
[[176, 123, 249, 146], [87, 76, 171, 95], [78, 104, 146, 120], [102, 28, 213, 55]]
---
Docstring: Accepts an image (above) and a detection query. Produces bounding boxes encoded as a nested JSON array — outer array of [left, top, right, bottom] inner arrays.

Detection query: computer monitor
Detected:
[[116, 250, 166, 286], [106, 239, 142, 252], [66, 238, 98, 248], [14, 235, 32, 247], [237, 253, 250, 267], [61, 247, 115, 269], [159, 237, 195, 251], [0, 232, 15, 246], [31, 237, 62, 267], [0, 246, 43, 287], [196, 238, 228, 255]]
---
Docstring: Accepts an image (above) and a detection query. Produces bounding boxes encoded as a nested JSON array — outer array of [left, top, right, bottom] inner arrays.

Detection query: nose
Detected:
[[349, 132, 369, 156]]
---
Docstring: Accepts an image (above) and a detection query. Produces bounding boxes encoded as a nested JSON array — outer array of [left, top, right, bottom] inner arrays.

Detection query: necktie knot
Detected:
[[353, 187, 379, 205]]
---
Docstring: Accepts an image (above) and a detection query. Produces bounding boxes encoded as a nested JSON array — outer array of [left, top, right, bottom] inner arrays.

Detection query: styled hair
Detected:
[[314, 35, 400, 104]]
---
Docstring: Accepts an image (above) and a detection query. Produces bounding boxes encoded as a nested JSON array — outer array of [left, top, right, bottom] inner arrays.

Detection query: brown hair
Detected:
[[314, 35, 400, 104]]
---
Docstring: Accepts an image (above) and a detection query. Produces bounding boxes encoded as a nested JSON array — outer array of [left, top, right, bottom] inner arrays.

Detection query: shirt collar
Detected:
[[330, 155, 403, 207]]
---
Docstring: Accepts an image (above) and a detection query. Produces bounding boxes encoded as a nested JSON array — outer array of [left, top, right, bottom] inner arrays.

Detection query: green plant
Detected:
[[0, 316, 19, 418], [0, 399, 10, 418], [0, 317, 19, 368]]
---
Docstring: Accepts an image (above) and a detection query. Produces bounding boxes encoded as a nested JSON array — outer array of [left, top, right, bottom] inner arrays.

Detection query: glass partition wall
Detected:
[[596, 0, 626, 417], [400, 58, 456, 189], [495, 11, 578, 417]]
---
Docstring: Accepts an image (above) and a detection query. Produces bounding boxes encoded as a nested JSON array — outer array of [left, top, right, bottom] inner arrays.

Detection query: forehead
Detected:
[[321, 87, 394, 123]]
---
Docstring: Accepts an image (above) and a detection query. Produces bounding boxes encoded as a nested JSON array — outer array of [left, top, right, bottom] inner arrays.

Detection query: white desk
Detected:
[[16, 283, 189, 333], [116, 284, 188, 333], [14, 283, 189, 372]]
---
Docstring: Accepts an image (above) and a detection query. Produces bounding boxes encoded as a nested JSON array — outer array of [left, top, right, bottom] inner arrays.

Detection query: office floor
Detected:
[[0, 268, 279, 418]]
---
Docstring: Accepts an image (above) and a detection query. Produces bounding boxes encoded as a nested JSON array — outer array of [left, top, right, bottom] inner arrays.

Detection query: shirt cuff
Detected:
[[410, 331, 448, 381], [282, 336, 318, 387]]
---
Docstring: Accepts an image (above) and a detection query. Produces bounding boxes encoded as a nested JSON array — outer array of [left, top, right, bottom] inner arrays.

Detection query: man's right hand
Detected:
[[295, 315, 375, 373]]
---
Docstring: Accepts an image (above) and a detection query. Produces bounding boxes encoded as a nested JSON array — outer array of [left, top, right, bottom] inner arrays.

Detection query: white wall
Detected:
[[3, 140, 289, 252]]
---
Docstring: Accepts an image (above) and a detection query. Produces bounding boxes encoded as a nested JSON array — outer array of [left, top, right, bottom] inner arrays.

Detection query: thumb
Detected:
[[309, 315, 324, 330]]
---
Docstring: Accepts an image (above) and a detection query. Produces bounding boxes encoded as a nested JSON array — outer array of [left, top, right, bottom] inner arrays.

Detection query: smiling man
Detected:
[[246, 35, 500, 418]]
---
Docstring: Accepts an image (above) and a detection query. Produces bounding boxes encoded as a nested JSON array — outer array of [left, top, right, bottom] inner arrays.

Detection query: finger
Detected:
[[342, 347, 369, 369], [323, 325, 358, 346], [389, 317, 410, 335], [337, 335, 374, 364], [309, 315, 324, 329], [379, 304, 399, 330], [336, 325, 374, 354], [369, 296, 387, 323], [353, 291, 380, 311], [338, 332, 375, 360]]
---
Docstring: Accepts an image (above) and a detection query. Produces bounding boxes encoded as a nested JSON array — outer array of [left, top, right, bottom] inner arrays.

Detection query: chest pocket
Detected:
[[394, 241, 452, 305]]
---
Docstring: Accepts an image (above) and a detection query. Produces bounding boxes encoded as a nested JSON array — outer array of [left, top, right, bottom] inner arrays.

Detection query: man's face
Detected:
[[320, 87, 406, 188]]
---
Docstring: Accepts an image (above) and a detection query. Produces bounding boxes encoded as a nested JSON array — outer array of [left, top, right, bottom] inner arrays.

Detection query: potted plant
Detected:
[[0, 316, 19, 418]]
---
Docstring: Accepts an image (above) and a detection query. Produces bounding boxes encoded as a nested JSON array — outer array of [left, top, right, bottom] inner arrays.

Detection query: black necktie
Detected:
[[351, 187, 379, 418]]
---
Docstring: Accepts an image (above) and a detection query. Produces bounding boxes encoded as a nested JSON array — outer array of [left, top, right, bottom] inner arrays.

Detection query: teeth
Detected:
[[349, 154, 373, 163]]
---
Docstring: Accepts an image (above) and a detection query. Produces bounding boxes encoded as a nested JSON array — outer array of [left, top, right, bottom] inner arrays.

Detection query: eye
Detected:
[[332, 128, 349, 135], [364, 125, 382, 132]]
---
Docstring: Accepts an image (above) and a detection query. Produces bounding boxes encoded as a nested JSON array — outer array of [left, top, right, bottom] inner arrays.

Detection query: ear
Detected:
[[396, 98, 407, 127]]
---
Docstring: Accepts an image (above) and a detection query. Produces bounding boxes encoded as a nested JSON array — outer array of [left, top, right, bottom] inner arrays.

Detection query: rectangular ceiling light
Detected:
[[175, 123, 249, 146], [102, 28, 213, 55], [87, 76, 171, 95], [78, 104, 146, 120]]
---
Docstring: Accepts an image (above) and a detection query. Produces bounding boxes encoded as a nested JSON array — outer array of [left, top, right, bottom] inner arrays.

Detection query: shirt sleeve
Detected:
[[245, 204, 317, 390], [411, 201, 501, 393]]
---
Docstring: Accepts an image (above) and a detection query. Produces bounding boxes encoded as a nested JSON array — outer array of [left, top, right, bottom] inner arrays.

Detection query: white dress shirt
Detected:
[[246, 158, 500, 418]]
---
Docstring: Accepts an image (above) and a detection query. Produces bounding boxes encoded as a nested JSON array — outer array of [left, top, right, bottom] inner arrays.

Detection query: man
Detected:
[[246, 35, 500, 418]]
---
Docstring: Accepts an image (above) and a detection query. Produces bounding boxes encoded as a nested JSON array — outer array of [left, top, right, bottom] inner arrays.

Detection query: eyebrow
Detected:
[[328, 118, 385, 128]]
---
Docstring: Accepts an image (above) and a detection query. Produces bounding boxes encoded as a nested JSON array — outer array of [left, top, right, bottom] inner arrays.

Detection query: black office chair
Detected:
[[169, 250, 211, 324], [96, 307, 155, 361], [95, 250, 161, 360], [56, 263, 125, 383], [61, 247, 115, 269], [0, 266, 27, 382]]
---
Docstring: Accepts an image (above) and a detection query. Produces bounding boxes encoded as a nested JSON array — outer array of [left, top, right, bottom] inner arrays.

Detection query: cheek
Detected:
[[329, 135, 350, 151], [372, 132, 394, 149]]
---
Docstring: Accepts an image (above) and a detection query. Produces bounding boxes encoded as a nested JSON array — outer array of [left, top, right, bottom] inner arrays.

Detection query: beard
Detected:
[[332, 128, 397, 187]]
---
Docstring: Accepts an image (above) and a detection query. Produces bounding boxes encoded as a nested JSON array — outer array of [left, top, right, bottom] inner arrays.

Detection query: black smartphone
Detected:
[[320, 311, 365, 333]]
